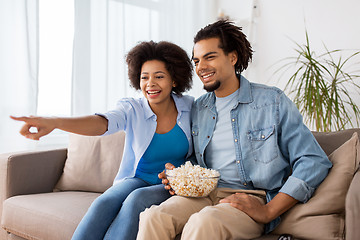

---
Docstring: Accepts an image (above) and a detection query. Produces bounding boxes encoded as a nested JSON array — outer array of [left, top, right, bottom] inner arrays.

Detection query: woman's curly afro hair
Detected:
[[126, 41, 193, 95]]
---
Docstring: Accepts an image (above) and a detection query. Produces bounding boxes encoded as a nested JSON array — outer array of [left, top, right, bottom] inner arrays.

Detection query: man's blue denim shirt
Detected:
[[190, 76, 332, 233]]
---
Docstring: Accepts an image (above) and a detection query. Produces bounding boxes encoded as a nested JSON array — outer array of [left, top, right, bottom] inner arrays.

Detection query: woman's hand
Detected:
[[158, 163, 175, 195], [10, 115, 56, 140]]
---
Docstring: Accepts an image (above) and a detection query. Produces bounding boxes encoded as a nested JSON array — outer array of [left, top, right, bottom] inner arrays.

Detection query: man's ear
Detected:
[[230, 51, 238, 66]]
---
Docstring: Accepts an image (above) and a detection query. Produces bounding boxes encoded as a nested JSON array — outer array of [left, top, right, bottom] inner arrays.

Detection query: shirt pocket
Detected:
[[247, 125, 278, 164]]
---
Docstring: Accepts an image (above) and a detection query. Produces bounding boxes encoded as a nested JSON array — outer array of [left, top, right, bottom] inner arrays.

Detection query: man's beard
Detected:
[[203, 80, 221, 92]]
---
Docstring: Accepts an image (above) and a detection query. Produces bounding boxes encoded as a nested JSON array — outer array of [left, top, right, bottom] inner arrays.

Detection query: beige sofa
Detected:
[[1, 129, 360, 240]]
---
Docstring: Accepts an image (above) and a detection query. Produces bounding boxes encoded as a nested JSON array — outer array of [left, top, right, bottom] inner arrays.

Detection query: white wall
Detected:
[[218, 0, 360, 129]]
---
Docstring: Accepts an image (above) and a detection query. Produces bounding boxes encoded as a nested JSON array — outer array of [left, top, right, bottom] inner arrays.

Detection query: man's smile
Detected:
[[200, 71, 215, 83]]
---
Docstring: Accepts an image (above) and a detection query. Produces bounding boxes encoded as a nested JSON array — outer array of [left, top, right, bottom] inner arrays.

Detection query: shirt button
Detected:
[[207, 136, 210, 138], [212, 117, 215, 120], [192, 131, 195, 134], [234, 139, 238, 142], [261, 135, 265, 139], [236, 160, 240, 164], [243, 183, 247, 186], [232, 118, 235, 122]]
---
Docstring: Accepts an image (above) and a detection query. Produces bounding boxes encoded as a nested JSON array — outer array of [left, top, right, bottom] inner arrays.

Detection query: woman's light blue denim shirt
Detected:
[[98, 94, 194, 185], [190, 76, 332, 232]]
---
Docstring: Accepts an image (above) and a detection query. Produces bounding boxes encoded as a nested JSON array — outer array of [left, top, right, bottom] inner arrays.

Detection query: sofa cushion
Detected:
[[273, 132, 360, 239], [1, 191, 100, 240], [312, 128, 360, 155], [55, 131, 125, 193], [345, 170, 360, 240]]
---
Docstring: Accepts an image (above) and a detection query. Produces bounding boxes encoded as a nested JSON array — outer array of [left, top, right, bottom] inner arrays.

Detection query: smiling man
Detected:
[[192, 37, 239, 96], [137, 20, 332, 240]]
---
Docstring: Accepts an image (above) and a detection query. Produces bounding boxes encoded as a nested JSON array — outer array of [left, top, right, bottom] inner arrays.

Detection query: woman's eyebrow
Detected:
[[141, 71, 166, 75]]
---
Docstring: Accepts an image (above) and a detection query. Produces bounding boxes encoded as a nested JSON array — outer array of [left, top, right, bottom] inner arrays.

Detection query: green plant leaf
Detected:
[[273, 30, 360, 131]]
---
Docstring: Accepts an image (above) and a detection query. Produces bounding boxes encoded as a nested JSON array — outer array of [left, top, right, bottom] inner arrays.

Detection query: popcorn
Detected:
[[166, 161, 220, 197]]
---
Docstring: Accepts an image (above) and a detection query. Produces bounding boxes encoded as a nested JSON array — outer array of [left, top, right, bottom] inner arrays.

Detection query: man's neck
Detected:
[[214, 75, 240, 98]]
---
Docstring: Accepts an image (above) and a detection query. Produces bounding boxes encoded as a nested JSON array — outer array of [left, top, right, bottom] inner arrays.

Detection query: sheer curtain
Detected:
[[0, 0, 217, 154], [72, 0, 216, 115], [0, 0, 39, 153]]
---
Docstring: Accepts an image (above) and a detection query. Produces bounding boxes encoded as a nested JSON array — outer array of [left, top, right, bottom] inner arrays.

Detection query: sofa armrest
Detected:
[[0, 148, 67, 199], [346, 168, 360, 240], [0, 148, 67, 239]]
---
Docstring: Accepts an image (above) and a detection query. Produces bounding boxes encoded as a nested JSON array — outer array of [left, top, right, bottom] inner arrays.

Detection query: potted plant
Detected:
[[274, 31, 360, 132]]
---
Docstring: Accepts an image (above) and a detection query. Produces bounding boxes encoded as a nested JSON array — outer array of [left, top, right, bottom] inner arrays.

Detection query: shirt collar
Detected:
[[172, 93, 191, 112], [237, 75, 253, 104], [141, 97, 155, 120]]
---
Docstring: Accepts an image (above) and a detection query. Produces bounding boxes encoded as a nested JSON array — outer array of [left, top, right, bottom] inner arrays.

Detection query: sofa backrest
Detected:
[[312, 128, 360, 156]]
